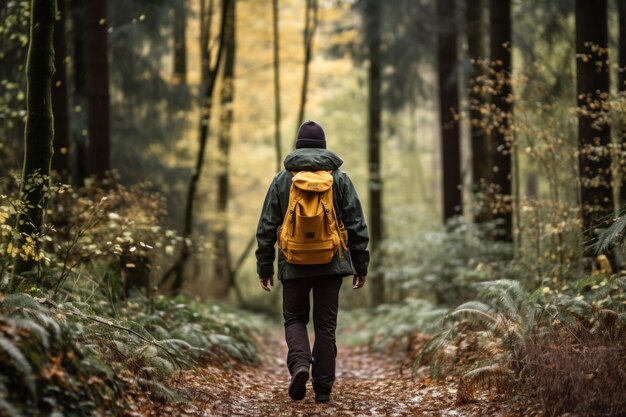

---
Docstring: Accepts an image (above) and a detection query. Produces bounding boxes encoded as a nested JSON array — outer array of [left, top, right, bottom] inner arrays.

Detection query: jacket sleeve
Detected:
[[340, 173, 370, 276], [255, 178, 282, 277]]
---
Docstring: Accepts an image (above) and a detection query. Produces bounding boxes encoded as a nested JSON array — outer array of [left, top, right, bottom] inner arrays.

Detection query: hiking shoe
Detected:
[[315, 393, 331, 403], [288, 366, 309, 400]]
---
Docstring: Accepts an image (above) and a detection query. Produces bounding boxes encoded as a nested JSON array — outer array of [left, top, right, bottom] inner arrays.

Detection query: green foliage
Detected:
[[415, 278, 626, 408], [0, 0, 30, 171], [0, 170, 261, 415], [380, 218, 512, 306], [0, 290, 261, 416], [339, 298, 446, 351]]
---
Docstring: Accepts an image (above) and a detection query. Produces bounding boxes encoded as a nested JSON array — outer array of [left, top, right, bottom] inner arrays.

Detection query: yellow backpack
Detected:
[[278, 170, 348, 265]]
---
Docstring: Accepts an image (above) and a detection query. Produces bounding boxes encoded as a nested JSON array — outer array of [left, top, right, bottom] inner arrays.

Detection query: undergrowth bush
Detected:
[[415, 277, 626, 415], [339, 298, 446, 353], [0, 175, 261, 416], [0, 291, 260, 416], [380, 218, 512, 306]]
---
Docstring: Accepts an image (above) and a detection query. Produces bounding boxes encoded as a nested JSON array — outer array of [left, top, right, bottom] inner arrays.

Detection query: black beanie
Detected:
[[295, 120, 326, 149]]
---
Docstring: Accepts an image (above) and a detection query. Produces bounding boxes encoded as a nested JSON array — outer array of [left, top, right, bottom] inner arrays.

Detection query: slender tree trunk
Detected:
[[163, 0, 231, 294], [489, 0, 513, 242], [295, 0, 318, 134], [173, 0, 187, 84], [52, 0, 70, 178], [618, 0, 626, 207], [575, 0, 612, 244], [13, 0, 57, 282], [438, 0, 462, 221], [70, 0, 88, 185], [365, 0, 384, 306], [466, 0, 489, 221], [212, 0, 236, 300], [272, 0, 282, 172], [200, 0, 214, 80], [85, 0, 110, 179]]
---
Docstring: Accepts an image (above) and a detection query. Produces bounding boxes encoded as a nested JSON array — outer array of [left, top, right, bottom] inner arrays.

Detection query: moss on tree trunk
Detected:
[[13, 0, 57, 282]]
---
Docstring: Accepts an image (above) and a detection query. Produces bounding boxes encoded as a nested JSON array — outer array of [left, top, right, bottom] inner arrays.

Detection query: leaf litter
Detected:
[[124, 327, 538, 416]]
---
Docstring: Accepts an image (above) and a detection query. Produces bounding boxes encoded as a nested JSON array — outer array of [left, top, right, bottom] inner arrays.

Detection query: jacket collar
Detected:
[[283, 148, 343, 171]]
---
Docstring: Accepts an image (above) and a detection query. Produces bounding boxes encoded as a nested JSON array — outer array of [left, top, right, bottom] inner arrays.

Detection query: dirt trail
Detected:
[[128, 329, 523, 417]]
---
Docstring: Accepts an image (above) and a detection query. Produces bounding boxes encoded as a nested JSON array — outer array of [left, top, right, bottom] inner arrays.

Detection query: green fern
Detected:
[[6, 318, 50, 349], [0, 397, 22, 417], [136, 378, 184, 403], [594, 213, 626, 254], [0, 336, 36, 397]]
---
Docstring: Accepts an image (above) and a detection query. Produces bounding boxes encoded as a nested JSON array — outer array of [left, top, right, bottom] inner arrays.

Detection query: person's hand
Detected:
[[260, 275, 274, 292], [352, 274, 366, 289]]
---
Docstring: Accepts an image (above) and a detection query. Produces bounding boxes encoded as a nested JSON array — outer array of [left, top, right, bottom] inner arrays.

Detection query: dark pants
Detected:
[[282, 275, 343, 395]]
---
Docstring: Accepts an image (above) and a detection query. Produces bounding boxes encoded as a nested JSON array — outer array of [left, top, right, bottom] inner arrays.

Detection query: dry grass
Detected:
[[521, 326, 626, 417]]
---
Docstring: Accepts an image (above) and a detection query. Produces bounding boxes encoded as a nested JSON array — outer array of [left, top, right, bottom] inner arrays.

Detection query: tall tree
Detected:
[[489, 0, 513, 242], [52, 0, 70, 178], [70, 0, 88, 185], [161, 0, 231, 294], [13, 0, 57, 281], [173, 0, 187, 84], [617, 1, 626, 209], [365, 0, 384, 306], [438, 0, 462, 221], [272, 0, 282, 172], [575, 0, 612, 243], [466, 0, 489, 220], [200, 0, 214, 79], [213, 0, 236, 299], [85, 0, 111, 179], [295, 0, 318, 132]]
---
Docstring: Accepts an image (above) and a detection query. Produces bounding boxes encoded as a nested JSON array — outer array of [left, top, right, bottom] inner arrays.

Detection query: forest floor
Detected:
[[124, 327, 537, 417]]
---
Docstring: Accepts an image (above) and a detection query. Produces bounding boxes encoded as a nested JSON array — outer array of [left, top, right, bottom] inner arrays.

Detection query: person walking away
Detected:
[[255, 120, 370, 403]]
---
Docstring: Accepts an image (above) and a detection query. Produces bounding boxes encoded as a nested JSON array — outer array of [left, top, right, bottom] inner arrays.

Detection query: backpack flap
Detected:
[[291, 171, 333, 192]]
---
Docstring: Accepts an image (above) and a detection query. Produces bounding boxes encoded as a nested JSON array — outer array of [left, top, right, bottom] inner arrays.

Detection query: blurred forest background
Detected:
[[1, 0, 626, 415]]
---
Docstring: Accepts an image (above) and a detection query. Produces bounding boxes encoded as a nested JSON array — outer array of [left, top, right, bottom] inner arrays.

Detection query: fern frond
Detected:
[[594, 214, 626, 254], [145, 356, 176, 377], [137, 378, 183, 403], [457, 364, 514, 404], [556, 297, 593, 323], [412, 328, 453, 376], [159, 339, 192, 354], [0, 337, 36, 397], [0, 294, 46, 312], [7, 318, 50, 349], [477, 279, 527, 302], [446, 301, 497, 327], [0, 397, 22, 417]]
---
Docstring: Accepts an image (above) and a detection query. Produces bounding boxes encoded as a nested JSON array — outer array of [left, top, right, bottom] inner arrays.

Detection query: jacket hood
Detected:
[[283, 148, 343, 171]]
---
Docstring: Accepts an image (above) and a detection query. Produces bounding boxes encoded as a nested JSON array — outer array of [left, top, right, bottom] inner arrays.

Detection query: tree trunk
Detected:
[[212, 0, 236, 300], [295, 0, 318, 133], [365, 0, 384, 306], [85, 0, 110, 179], [272, 0, 282, 172], [13, 0, 57, 282], [173, 0, 187, 84], [575, 0, 612, 244], [163, 0, 231, 294], [52, 0, 70, 178], [489, 0, 513, 242], [466, 0, 490, 221], [617, 0, 626, 209], [70, 0, 88, 185], [200, 0, 215, 80], [438, 0, 462, 221]]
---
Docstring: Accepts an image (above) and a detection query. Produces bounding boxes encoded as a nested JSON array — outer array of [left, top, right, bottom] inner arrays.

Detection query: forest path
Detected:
[[130, 327, 521, 417]]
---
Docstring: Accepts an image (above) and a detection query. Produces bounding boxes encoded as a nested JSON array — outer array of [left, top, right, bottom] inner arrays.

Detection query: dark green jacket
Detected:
[[255, 148, 370, 280]]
